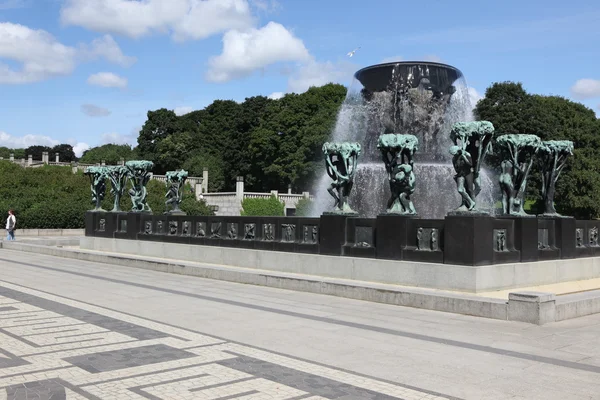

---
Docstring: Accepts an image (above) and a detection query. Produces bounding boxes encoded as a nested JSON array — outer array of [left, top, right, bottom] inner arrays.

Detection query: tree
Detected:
[[134, 83, 347, 192], [24, 145, 51, 160], [475, 81, 600, 219], [80, 144, 135, 165], [182, 152, 225, 192], [51, 144, 77, 162], [137, 108, 179, 165]]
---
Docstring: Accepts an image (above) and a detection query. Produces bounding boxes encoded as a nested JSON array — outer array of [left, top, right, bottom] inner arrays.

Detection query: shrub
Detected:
[[241, 195, 285, 216], [0, 161, 213, 229]]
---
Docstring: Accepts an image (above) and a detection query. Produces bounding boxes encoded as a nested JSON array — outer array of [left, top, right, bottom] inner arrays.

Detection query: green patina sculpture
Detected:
[[377, 133, 418, 214], [106, 165, 129, 212], [84, 166, 108, 212], [496, 134, 542, 216], [537, 140, 574, 216], [449, 121, 494, 212], [165, 169, 189, 215], [323, 141, 361, 214], [125, 160, 154, 213]]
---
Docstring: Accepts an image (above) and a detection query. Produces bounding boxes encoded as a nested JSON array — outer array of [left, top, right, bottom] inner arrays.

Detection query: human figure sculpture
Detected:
[[323, 142, 361, 214], [84, 166, 108, 212], [495, 134, 542, 215], [125, 160, 154, 213], [106, 165, 129, 212], [165, 170, 188, 215], [537, 140, 574, 216], [448, 121, 494, 212], [377, 134, 418, 214]]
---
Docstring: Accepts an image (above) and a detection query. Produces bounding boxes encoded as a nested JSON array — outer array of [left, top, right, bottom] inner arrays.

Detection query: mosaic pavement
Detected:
[[0, 281, 454, 400]]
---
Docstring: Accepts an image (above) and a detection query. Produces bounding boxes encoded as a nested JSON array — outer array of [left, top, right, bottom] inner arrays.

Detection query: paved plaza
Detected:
[[0, 250, 600, 399]]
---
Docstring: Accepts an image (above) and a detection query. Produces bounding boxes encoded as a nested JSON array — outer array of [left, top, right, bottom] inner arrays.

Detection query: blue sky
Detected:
[[0, 0, 599, 156]]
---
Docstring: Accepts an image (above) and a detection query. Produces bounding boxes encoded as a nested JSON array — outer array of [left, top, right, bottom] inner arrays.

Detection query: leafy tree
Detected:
[[135, 83, 347, 192], [182, 152, 225, 192], [24, 145, 51, 160], [137, 108, 179, 166], [476, 81, 600, 218], [80, 144, 136, 165], [51, 144, 77, 162]]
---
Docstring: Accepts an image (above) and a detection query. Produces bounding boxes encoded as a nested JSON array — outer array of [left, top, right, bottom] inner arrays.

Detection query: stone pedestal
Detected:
[[508, 291, 556, 325], [319, 214, 349, 256], [444, 214, 493, 266], [375, 214, 414, 260]]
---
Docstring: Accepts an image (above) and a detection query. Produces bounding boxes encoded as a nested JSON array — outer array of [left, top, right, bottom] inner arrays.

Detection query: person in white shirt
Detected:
[[5, 209, 15, 241]]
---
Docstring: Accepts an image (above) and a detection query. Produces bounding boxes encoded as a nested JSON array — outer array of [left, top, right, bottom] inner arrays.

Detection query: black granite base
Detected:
[[85, 211, 600, 266]]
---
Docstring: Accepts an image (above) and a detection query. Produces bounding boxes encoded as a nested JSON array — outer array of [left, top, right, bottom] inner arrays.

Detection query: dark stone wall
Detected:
[[86, 212, 597, 266]]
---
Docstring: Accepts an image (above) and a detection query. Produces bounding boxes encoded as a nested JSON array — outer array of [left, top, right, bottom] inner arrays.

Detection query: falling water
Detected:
[[310, 61, 497, 219]]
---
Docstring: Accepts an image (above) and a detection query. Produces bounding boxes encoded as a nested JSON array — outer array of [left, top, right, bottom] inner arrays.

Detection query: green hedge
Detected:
[[240, 195, 285, 216], [0, 161, 213, 229]]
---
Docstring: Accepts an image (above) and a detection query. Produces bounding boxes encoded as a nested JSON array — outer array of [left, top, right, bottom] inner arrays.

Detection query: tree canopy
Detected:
[[136, 83, 348, 191], [80, 144, 137, 165], [475, 81, 600, 218]]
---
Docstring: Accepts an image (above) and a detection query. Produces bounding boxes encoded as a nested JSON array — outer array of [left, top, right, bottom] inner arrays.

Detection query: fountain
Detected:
[[311, 61, 496, 218]]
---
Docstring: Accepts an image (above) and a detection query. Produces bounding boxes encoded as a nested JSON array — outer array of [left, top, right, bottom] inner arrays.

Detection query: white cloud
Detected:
[[101, 132, 136, 145], [380, 55, 403, 63], [172, 0, 255, 42], [268, 91, 284, 100], [71, 142, 91, 157], [0, 131, 59, 148], [174, 106, 193, 116], [0, 22, 135, 84], [0, 131, 89, 157], [61, 0, 254, 41], [87, 72, 128, 88], [206, 21, 310, 82], [287, 60, 355, 93], [79, 34, 136, 67], [81, 104, 111, 117], [250, 0, 279, 12], [0, 22, 77, 84], [570, 79, 600, 100]]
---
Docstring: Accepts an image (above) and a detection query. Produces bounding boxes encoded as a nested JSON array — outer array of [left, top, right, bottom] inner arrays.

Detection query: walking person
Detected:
[[5, 209, 16, 241]]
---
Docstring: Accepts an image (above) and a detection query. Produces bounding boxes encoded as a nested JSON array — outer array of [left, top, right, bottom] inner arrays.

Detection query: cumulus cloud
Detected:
[[71, 142, 91, 157], [0, 131, 89, 157], [268, 91, 284, 100], [174, 106, 193, 116], [61, 0, 254, 41], [0, 22, 135, 84], [0, 22, 77, 84], [206, 22, 310, 82], [87, 72, 128, 88], [81, 104, 111, 117], [287, 60, 355, 93], [570, 79, 600, 100], [79, 34, 136, 67]]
